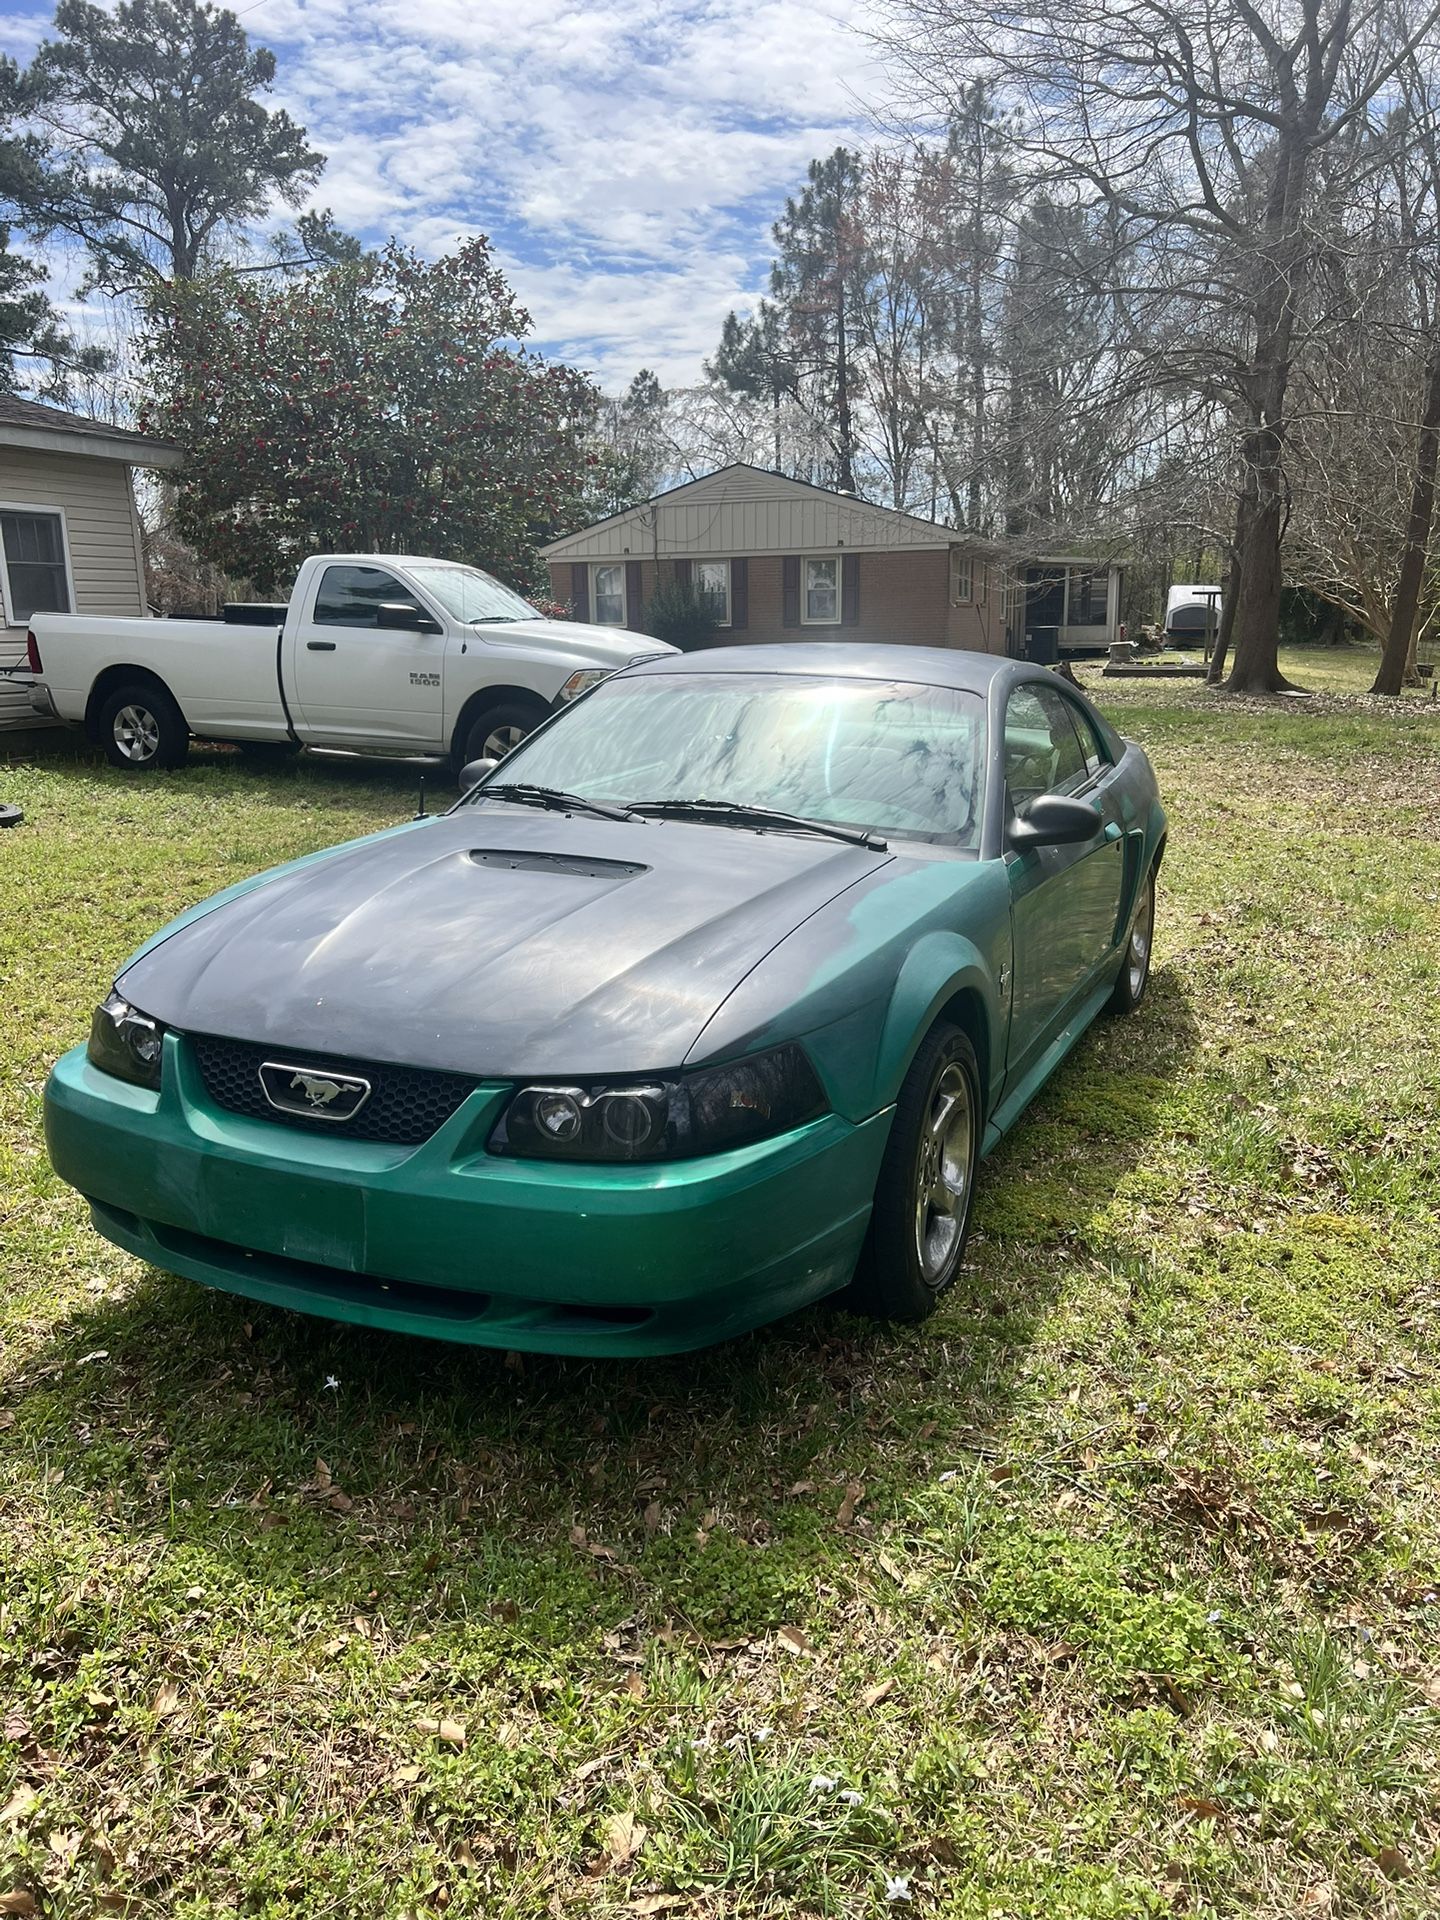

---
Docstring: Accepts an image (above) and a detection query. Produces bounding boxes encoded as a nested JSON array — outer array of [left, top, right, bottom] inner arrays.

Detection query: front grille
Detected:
[[191, 1034, 481, 1145]]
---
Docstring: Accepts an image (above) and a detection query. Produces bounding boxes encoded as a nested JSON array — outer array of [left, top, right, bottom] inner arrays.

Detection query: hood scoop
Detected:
[[466, 847, 648, 880]]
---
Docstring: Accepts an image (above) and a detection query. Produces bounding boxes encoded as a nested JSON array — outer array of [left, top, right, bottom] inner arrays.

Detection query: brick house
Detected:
[[541, 464, 1008, 654]]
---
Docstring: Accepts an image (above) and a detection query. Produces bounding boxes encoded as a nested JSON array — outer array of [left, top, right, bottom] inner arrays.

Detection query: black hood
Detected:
[[119, 807, 891, 1075]]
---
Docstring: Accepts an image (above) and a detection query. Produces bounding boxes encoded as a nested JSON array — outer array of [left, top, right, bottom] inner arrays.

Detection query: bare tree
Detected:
[[878, 0, 1440, 692]]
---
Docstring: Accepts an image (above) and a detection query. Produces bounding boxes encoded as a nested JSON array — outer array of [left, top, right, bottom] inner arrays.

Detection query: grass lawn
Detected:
[[2, 647, 1438, 1918]]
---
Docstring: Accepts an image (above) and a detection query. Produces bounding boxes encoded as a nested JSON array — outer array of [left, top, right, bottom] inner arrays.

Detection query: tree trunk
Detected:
[[835, 275, 856, 493], [1206, 541, 1244, 684], [965, 128, 986, 533], [1222, 146, 1308, 696], [1225, 448, 1293, 692], [1374, 347, 1440, 695]]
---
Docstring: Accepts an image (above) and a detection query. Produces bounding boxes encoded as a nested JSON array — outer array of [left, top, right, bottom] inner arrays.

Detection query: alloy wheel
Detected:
[[114, 704, 160, 763], [483, 721, 528, 759], [913, 1061, 975, 1287], [1128, 876, 1156, 999]]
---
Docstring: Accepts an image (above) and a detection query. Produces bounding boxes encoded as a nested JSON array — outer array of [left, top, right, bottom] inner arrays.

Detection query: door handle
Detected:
[[306, 640, 337, 652]]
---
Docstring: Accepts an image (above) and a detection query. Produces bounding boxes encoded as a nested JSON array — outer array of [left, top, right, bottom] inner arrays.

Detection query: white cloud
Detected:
[[261, 0, 889, 385], [3, 0, 894, 391]]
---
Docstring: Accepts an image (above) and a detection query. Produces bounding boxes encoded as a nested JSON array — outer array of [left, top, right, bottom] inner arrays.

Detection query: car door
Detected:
[[1003, 682, 1126, 1078], [290, 563, 447, 749]]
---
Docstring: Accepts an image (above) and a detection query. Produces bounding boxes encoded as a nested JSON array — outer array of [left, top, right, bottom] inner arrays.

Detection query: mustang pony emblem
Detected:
[[257, 1060, 372, 1122], [291, 1072, 343, 1107]]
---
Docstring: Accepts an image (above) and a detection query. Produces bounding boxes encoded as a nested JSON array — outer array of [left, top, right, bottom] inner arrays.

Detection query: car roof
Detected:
[[622, 641, 1026, 695]]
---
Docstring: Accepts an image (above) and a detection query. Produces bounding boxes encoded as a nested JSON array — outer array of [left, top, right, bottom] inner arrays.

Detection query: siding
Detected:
[[543, 465, 992, 562], [548, 550, 1007, 654], [0, 447, 146, 727]]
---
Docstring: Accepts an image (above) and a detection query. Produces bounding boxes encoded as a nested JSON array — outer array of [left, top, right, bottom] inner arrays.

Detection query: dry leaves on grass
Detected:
[[0, 1788, 36, 1827], [775, 1625, 813, 1657], [416, 1717, 467, 1749], [836, 1480, 865, 1528], [595, 1811, 647, 1871], [0, 1894, 38, 1916]]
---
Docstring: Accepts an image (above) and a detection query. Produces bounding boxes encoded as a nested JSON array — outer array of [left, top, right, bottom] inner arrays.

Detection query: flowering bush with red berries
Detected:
[[140, 238, 597, 595]]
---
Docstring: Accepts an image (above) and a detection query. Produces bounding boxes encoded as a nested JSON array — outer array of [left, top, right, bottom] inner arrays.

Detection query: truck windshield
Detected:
[[405, 563, 538, 625], [468, 671, 986, 848]]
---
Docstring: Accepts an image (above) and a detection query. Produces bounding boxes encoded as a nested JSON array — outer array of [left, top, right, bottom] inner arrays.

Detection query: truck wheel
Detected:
[[843, 1022, 981, 1323], [98, 681, 190, 771], [460, 697, 548, 769]]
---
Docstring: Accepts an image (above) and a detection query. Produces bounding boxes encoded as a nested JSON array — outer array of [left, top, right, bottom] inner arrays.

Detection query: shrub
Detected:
[[645, 578, 720, 650]]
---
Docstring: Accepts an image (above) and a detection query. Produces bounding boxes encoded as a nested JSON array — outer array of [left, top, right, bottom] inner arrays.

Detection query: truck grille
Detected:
[[191, 1034, 481, 1146]]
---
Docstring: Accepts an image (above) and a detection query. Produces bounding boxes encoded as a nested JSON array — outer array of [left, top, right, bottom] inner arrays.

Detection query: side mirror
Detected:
[[375, 600, 442, 634], [459, 757, 499, 793], [1007, 792, 1103, 850]]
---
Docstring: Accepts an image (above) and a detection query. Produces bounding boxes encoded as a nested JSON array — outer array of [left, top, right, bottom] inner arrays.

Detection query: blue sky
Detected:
[[3, 0, 888, 393]]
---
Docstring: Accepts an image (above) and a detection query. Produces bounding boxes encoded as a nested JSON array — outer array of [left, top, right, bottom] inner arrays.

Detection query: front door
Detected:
[[1003, 682, 1125, 1079], [290, 563, 446, 749]]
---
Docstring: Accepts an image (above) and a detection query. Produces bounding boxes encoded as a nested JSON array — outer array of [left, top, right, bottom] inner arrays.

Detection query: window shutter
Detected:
[[673, 557, 691, 588], [842, 554, 860, 626], [782, 556, 800, 628], [731, 557, 748, 630], [570, 562, 590, 621], [626, 559, 643, 629]]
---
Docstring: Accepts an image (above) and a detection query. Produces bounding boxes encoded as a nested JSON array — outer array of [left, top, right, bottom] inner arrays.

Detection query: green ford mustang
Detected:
[[45, 644, 1166, 1355]]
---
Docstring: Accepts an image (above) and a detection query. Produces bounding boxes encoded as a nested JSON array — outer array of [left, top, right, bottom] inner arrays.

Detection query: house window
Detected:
[[1067, 568, 1108, 626], [949, 548, 973, 605], [0, 508, 72, 622], [592, 562, 626, 626], [694, 559, 730, 626], [802, 556, 839, 624]]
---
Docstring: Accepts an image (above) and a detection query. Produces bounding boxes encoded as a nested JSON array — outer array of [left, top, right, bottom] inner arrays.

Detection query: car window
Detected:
[[1004, 684, 1089, 807], [472, 672, 986, 847], [312, 564, 410, 627], [1059, 693, 1111, 776]]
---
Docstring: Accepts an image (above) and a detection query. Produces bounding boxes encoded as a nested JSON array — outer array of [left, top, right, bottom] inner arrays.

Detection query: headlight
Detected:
[[88, 990, 167, 1090], [557, 668, 609, 703], [491, 1044, 827, 1162]]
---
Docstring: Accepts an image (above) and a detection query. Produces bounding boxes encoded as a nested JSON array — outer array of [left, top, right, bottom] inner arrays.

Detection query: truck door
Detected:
[[290, 563, 446, 749]]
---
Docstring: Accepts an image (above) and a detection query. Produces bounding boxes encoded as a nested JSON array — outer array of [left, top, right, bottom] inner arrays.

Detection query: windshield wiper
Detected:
[[472, 783, 641, 823], [626, 798, 887, 851]]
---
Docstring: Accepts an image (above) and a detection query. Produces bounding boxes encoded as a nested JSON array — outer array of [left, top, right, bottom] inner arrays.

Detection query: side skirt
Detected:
[[980, 972, 1117, 1157]]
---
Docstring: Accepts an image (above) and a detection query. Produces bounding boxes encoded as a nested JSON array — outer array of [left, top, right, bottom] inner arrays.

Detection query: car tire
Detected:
[[98, 681, 190, 771], [1106, 867, 1156, 1015], [845, 1022, 982, 1323], [460, 697, 548, 769]]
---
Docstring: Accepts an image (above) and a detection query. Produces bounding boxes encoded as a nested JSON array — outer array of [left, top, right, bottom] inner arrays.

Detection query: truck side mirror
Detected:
[[460, 758, 499, 792], [375, 600, 442, 635]]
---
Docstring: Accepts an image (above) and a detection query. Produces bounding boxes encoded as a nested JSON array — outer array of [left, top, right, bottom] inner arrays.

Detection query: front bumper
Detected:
[[44, 1037, 892, 1356]]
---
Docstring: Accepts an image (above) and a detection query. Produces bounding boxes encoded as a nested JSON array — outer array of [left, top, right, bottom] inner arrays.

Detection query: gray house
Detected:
[[0, 395, 180, 729]]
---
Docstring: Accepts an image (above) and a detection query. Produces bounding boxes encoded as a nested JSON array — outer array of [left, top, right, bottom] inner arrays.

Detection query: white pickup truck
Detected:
[[23, 552, 673, 772]]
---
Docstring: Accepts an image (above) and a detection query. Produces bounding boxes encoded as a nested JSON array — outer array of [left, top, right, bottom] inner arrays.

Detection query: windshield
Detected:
[[406, 563, 539, 625], [468, 672, 985, 846]]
